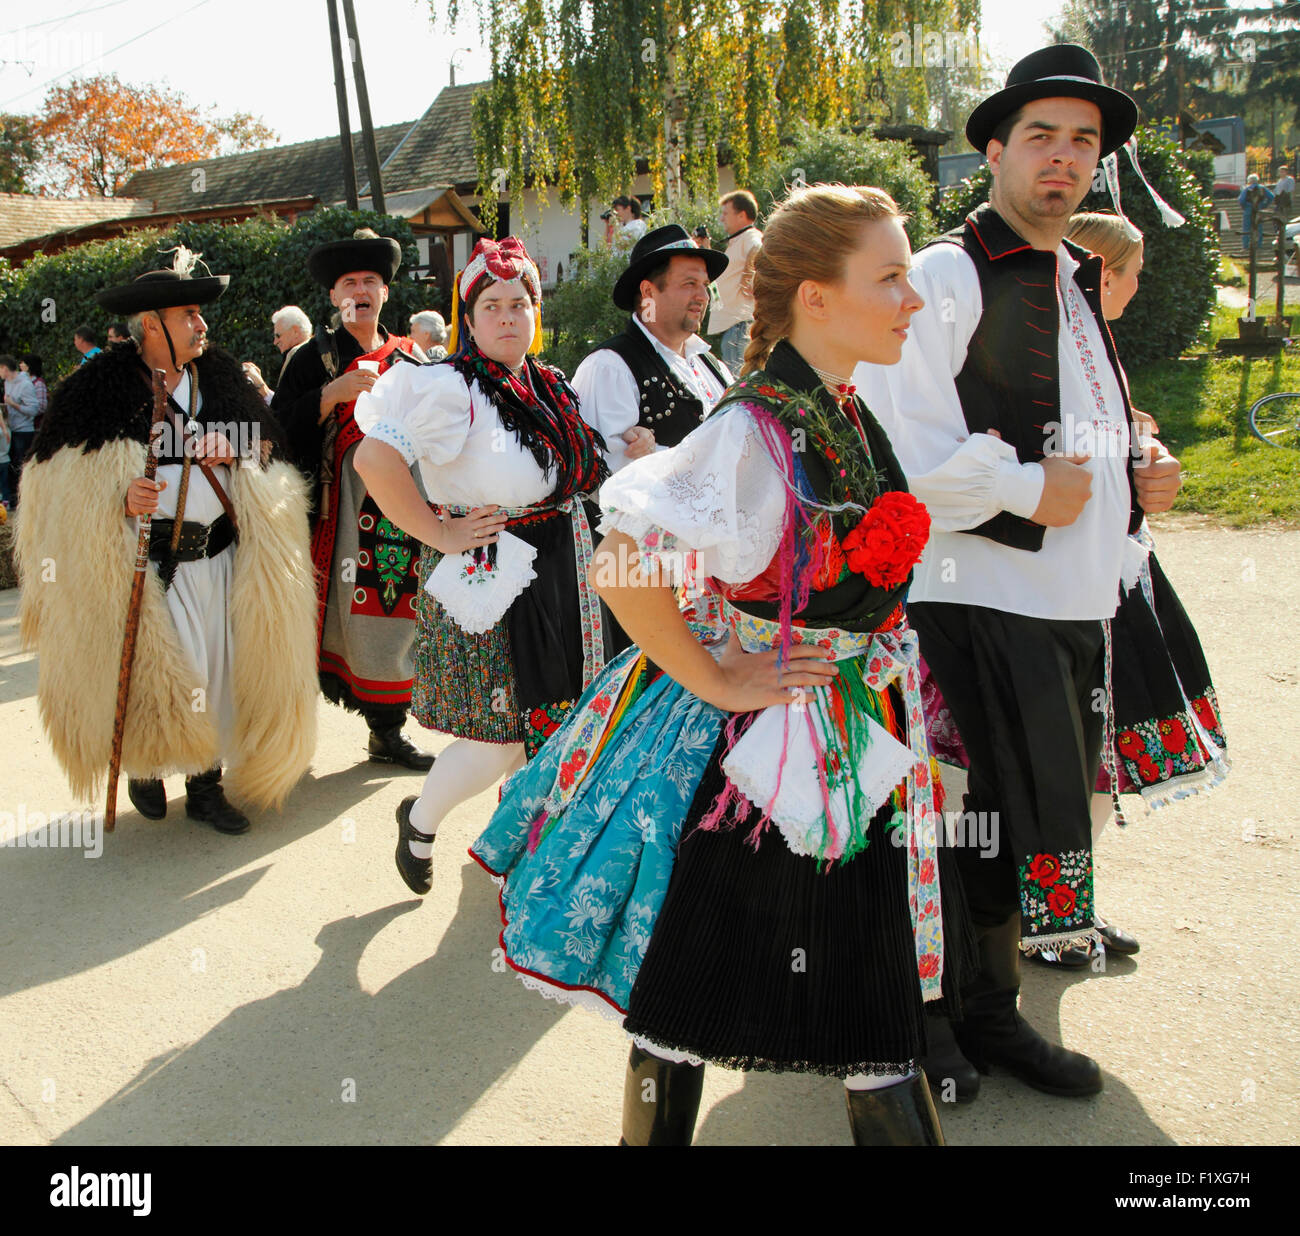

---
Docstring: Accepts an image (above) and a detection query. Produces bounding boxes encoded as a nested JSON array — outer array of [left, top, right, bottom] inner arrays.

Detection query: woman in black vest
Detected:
[[471, 185, 977, 1145]]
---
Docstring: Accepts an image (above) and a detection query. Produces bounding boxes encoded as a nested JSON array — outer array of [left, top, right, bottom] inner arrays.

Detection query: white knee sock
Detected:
[[844, 1070, 920, 1091], [407, 739, 525, 857]]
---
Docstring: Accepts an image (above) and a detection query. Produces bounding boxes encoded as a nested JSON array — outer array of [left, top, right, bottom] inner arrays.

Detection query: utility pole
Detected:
[[341, 0, 386, 215], [327, 0, 358, 209]]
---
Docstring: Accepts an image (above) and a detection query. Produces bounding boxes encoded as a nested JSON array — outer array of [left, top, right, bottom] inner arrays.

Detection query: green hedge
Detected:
[[752, 124, 938, 249], [541, 244, 631, 376], [0, 207, 432, 387], [936, 126, 1219, 369]]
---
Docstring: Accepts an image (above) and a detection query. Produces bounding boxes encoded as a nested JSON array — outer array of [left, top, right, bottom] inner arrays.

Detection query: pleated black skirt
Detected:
[[622, 714, 977, 1078]]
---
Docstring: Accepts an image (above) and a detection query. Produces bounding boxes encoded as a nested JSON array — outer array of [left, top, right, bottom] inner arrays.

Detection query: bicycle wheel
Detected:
[[1249, 392, 1300, 448]]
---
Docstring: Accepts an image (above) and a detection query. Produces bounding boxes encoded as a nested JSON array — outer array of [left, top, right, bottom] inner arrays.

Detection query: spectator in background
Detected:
[[1274, 165, 1294, 220], [408, 310, 448, 360], [708, 189, 763, 372], [1239, 173, 1275, 252], [19, 355, 47, 419], [0, 398, 10, 509], [1, 353, 41, 508], [692, 224, 712, 249], [73, 325, 101, 364], [271, 305, 312, 381], [106, 322, 131, 346], [611, 195, 647, 246]]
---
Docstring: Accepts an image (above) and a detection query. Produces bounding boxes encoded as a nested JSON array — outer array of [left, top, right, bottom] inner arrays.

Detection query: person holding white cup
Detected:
[[271, 228, 436, 772]]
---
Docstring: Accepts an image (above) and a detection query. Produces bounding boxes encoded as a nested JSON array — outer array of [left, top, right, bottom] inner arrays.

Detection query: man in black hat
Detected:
[[15, 249, 318, 833], [572, 224, 732, 473], [272, 228, 434, 772], [857, 44, 1182, 1102]]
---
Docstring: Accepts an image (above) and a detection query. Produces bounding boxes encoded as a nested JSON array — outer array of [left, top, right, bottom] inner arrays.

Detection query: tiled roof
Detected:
[[370, 83, 483, 196], [0, 193, 155, 249], [117, 122, 415, 213]]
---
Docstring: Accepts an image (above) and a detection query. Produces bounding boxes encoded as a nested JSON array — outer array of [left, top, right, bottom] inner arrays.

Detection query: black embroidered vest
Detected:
[[932, 204, 1141, 552], [593, 318, 729, 447]]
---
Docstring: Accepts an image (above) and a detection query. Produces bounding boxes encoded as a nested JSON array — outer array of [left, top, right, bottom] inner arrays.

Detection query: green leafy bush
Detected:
[[752, 123, 938, 248], [936, 126, 1218, 368], [541, 243, 631, 376], [541, 198, 725, 375], [0, 207, 431, 387]]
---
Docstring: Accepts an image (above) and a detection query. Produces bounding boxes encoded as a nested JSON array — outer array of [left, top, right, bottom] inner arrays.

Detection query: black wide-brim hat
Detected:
[[966, 43, 1138, 159], [612, 224, 730, 311], [307, 235, 403, 288], [95, 269, 229, 314]]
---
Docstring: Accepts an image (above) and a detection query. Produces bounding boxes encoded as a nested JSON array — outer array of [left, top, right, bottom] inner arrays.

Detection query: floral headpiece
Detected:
[[448, 236, 543, 354]]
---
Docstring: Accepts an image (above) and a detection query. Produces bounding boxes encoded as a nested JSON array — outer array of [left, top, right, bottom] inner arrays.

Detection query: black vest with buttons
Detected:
[[934, 203, 1142, 553], [593, 318, 730, 447]]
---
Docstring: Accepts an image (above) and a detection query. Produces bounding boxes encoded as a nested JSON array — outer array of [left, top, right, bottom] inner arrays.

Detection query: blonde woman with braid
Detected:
[[1056, 213, 1227, 961], [471, 184, 977, 1146]]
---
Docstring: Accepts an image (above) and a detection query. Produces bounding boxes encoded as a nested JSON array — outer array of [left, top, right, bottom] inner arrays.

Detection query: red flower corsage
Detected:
[[841, 491, 931, 589]]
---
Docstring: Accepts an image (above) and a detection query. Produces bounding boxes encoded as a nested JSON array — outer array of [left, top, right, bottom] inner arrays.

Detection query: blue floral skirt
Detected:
[[470, 645, 726, 1016]]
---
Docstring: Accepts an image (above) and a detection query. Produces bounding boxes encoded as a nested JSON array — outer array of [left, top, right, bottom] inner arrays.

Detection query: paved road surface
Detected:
[[1, 517, 1295, 1145]]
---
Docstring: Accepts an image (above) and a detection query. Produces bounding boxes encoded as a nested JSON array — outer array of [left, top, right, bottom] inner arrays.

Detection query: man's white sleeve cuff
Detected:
[[996, 458, 1045, 520]]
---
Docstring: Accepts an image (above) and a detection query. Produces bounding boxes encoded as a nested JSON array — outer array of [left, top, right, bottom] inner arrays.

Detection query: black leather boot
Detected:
[[619, 1044, 704, 1146], [184, 767, 251, 835], [954, 914, 1102, 1097], [845, 1073, 945, 1146], [367, 725, 435, 771], [127, 778, 167, 820], [922, 1009, 980, 1103]]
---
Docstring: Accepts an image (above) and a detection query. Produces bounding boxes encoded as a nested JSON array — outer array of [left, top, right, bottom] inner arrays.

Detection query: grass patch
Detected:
[[1128, 304, 1300, 525], [1218, 254, 1245, 287]]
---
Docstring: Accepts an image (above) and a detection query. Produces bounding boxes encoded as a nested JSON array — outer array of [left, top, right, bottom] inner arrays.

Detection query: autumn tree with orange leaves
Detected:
[[32, 73, 276, 197]]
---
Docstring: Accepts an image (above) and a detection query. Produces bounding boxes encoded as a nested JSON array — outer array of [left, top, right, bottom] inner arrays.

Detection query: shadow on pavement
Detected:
[[54, 865, 566, 1145], [0, 760, 426, 1003]]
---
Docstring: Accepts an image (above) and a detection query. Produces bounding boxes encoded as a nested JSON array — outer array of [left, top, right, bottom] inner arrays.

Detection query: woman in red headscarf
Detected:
[[354, 236, 610, 895]]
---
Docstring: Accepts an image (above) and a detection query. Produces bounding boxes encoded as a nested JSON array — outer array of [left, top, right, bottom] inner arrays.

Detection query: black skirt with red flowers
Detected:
[[1104, 549, 1228, 806]]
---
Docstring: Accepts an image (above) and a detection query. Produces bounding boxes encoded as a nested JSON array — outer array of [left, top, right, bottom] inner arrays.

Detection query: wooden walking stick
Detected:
[[105, 369, 169, 831]]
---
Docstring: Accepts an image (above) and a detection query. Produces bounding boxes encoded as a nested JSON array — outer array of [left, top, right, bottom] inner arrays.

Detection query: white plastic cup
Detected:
[[356, 360, 380, 375]]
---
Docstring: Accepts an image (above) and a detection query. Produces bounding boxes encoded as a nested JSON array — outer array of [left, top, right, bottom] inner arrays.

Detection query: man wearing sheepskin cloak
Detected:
[[16, 252, 319, 833]]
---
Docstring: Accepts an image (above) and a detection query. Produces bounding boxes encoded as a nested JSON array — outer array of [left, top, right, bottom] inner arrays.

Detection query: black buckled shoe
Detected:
[[845, 1073, 945, 1146], [184, 768, 251, 835], [368, 726, 435, 771], [619, 1044, 705, 1146], [395, 796, 434, 895], [922, 1009, 980, 1103], [1097, 918, 1140, 955], [127, 778, 167, 820]]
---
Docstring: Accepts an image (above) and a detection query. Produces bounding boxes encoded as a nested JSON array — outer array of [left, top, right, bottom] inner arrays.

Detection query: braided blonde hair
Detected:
[[740, 184, 905, 377]]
